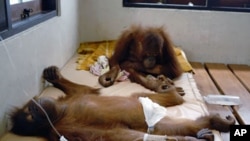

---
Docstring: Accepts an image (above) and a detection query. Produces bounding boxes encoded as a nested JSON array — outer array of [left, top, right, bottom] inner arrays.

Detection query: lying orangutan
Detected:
[[10, 66, 235, 141]]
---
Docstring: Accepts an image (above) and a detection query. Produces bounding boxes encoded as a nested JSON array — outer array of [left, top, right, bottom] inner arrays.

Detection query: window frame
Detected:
[[123, 0, 250, 13], [0, 0, 58, 40]]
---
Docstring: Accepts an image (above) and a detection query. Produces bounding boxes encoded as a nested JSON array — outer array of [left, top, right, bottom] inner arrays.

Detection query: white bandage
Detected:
[[139, 97, 167, 133], [60, 136, 68, 141], [143, 134, 168, 141]]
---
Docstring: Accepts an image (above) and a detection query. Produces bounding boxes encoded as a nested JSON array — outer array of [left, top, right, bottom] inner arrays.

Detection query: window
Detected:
[[123, 0, 250, 13], [0, 0, 58, 39]]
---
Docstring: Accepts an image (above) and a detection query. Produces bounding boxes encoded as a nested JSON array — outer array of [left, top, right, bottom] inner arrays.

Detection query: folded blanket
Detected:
[[76, 40, 193, 72]]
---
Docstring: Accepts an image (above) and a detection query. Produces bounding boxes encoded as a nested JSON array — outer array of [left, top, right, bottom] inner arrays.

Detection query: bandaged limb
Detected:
[[143, 134, 195, 141], [143, 134, 168, 141], [143, 134, 212, 141], [144, 128, 214, 141]]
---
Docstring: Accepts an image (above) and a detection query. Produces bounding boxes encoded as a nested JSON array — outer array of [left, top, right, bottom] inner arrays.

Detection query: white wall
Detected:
[[0, 0, 80, 135], [0, 0, 249, 136], [79, 0, 250, 65]]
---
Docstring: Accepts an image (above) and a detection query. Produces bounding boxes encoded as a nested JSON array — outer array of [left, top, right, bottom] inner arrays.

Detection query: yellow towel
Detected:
[[76, 40, 116, 70], [174, 47, 193, 72], [76, 40, 193, 72]]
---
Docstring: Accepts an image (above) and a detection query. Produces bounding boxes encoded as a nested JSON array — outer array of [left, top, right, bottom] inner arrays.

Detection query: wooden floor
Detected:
[[190, 62, 250, 141]]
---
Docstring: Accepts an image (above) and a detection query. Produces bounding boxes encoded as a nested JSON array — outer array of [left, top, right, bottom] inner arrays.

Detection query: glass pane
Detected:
[[128, 0, 161, 3], [10, 0, 34, 5], [166, 0, 206, 6], [0, 0, 7, 32], [212, 0, 250, 8], [10, 0, 21, 5], [127, 0, 207, 6], [10, 0, 42, 22], [23, 0, 33, 2]]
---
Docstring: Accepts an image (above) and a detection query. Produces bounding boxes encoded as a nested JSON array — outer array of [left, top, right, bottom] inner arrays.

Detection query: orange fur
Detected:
[[99, 25, 183, 92], [9, 66, 235, 141]]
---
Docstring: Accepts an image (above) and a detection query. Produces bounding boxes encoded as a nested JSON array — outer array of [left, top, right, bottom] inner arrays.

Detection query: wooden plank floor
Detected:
[[191, 62, 250, 141], [228, 64, 250, 92], [205, 63, 250, 125], [191, 62, 235, 141]]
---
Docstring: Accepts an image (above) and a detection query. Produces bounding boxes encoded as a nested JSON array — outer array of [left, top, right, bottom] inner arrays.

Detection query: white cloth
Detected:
[[143, 134, 168, 141], [90, 55, 110, 76], [139, 97, 167, 133]]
